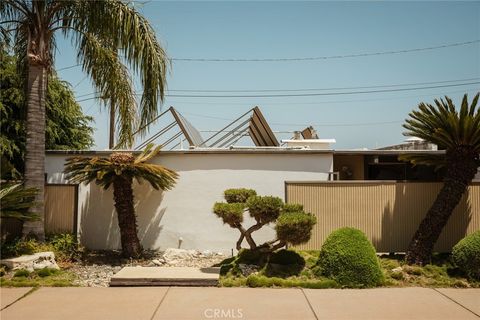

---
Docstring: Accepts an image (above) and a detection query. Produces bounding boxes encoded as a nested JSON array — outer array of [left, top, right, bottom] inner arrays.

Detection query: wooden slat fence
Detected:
[[286, 181, 480, 252]]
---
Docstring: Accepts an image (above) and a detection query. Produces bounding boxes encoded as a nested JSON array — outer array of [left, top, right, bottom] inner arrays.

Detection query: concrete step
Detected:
[[110, 266, 220, 287]]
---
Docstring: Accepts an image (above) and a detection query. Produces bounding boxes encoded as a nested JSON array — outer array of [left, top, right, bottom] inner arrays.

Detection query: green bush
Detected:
[[276, 212, 316, 245], [452, 231, 480, 280], [213, 203, 245, 227], [265, 250, 306, 277], [269, 249, 305, 266], [237, 249, 269, 265], [36, 268, 58, 278], [224, 189, 257, 204], [1, 233, 82, 262], [283, 203, 304, 213], [46, 233, 82, 262], [13, 269, 30, 277], [1, 238, 46, 257], [246, 196, 283, 224], [317, 227, 384, 287]]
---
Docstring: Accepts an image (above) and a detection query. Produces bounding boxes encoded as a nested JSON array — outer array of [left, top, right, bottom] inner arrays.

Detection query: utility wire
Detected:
[[73, 77, 480, 99], [163, 82, 480, 98], [172, 40, 480, 62], [158, 88, 480, 106], [57, 39, 480, 71], [74, 81, 480, 102], [167, 77, 480, 92]]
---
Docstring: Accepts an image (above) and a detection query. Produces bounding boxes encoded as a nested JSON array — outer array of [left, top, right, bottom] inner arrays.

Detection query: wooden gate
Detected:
[[45, 184, 78, 234]]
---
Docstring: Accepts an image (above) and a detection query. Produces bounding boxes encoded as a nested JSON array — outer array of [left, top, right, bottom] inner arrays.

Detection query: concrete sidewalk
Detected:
[[1, 287, 479, 320]]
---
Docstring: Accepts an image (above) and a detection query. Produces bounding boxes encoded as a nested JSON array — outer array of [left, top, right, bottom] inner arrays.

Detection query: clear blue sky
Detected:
[[55, 1, 480, 150]]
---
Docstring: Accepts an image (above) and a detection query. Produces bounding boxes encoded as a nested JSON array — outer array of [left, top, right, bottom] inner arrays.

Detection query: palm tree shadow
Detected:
[[79, 182, 167, 250], [135, 182, 167, 249], [373, 183, 471, 253]]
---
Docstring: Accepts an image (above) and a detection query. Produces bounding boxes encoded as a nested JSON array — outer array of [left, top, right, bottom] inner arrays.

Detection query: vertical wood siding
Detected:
[[44, 185, 77, 233], [286, 182, 480, 252]]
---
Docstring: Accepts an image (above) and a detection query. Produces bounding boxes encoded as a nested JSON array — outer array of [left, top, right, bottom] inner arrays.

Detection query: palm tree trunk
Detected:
[[112, 176, 142, 258], [406, 152, 478, 265], [22, 64, 47, 240], [109, 106, 115, 149]]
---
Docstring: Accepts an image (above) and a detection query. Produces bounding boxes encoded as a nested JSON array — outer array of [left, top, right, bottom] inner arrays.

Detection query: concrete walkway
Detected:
[[1, 287, 479, 320]]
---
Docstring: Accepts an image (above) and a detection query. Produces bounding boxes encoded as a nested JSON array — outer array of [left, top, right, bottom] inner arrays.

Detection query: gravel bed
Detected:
[[69, 249, 227, 287]]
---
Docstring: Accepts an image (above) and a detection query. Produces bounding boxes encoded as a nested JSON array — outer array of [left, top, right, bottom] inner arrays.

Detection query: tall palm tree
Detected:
[[1, 1, 168, 239], [401, 93, 480, 265], [64, 144, 178, 258]]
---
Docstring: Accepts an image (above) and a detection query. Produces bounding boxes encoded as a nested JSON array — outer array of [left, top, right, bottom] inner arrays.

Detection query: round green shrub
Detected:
[[276, 212, 316, 245], [246, 196, 283, 224], [317, 227, 384, 287], [452, 231, 480, 280], [213, 202, 245, 227], [224, 188, 257, 203]]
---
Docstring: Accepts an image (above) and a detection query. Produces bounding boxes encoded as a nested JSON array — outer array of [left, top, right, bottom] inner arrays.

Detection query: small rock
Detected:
[[162, 248, 194, 262], [238, 264, 259, 277], [1, 252, 59, 271], [392, 267, 403, 273], [202, 250, 213, 257], [152, 259, 163, 266]]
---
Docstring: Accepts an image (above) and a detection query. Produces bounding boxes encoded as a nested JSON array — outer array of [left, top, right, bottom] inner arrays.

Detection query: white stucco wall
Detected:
[[45, 151, 333, 253]]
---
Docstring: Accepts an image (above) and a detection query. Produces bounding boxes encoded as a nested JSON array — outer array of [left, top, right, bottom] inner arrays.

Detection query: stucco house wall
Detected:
[[45, 150, 333, 253]]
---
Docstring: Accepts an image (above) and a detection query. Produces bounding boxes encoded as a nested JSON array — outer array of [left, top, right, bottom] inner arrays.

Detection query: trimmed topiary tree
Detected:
[[213, 188, 316, 252], [452, 231, 480, 280], [317, 227, 384, 287]]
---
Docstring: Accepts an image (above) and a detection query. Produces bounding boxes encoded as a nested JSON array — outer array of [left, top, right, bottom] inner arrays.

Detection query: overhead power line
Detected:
[[164, 82, 480, 98], [57, 39, 480, 71], [172, 40, 480, 62], [74, 79, 480, 102], [168, 78, 480, 93], [74, 77, 480, 98]]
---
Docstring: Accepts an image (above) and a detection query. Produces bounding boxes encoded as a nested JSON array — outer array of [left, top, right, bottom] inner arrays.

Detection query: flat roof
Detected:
[[46, 148, 335, 156], [46, 148, 447, 156]]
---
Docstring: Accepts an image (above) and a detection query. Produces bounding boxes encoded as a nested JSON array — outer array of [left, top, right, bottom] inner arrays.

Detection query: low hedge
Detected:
[[317, 227, 384, 287], [452, 231, 480, 280]]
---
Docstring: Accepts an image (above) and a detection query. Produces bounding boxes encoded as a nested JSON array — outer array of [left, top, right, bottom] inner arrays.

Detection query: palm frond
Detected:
[[65, 0, 168, 145], [72, 31, 137, 148], [64, 144, 178, 191], [0, 183, 39, 221], [403, 93, 480, 152]]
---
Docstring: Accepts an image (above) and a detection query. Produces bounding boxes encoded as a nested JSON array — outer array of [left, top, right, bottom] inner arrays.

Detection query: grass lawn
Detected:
[[0, 268, 78, 287], [219, 250, 480, 289]]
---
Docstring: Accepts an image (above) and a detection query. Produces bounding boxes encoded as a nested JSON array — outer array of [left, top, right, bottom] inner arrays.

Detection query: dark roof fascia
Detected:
[[333, 150, 446, 156], [46, 149, 335, 156]]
